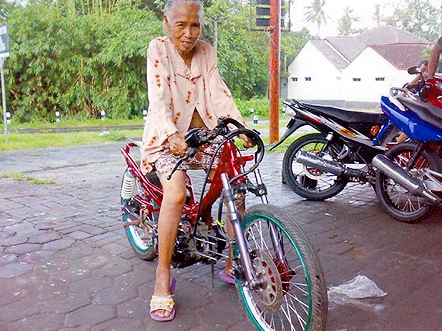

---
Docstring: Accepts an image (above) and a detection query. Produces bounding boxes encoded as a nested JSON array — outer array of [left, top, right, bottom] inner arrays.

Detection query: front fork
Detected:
[[221, 170, 285, 289]]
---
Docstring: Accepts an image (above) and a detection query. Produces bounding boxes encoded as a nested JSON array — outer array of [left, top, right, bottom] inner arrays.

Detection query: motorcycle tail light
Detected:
[[285, 107, 297, 117]]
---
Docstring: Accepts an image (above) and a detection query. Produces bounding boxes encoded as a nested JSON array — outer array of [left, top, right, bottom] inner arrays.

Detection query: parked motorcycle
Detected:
[[405, 65, 442, 107], [120, 117, 328, 330], [372, 87, 442, 223], [270, 99, 396, 200]]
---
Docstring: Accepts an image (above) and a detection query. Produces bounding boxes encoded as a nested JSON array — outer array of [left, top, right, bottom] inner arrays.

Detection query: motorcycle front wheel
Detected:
[[282, 133, 348, 200], [375, 142, 442, 223], [121, 168, 159, 260], [237, 204, 328, 331]]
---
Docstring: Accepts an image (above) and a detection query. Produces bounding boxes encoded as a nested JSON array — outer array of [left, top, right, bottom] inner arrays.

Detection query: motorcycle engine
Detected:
[[171, 221, 226, 268], [171, 221, 198, 268]]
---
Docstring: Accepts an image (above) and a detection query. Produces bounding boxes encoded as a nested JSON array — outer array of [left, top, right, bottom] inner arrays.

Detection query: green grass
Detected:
[[0, 129, 144, 151], [5, 118, 145, 131], [1, 172, 56, 184]]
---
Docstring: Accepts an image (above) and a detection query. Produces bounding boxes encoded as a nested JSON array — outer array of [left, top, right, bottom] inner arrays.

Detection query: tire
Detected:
[[237, 204, 328, 331], [375, 142, 442, 223], [121, 168, 159, 260], [282, 133, 348, 200]]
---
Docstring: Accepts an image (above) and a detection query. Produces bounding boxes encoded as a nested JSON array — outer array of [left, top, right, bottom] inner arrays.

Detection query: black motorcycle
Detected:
[[271, 99, 397, 200]]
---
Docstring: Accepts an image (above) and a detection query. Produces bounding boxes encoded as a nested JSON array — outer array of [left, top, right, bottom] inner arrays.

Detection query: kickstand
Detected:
[[210, 261, 215, 288]]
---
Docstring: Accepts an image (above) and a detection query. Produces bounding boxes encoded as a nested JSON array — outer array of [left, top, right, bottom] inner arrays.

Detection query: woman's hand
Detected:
[[168, 133, 188, 157], [239, 134, 255, 148]]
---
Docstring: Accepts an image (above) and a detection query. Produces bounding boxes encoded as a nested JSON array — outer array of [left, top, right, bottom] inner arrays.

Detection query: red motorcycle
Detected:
[[406, 66, 442, 107], [120, 117, 328, 330]]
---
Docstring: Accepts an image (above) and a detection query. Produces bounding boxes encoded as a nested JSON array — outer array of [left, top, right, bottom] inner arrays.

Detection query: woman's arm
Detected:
[[428, 37, 442, 78]]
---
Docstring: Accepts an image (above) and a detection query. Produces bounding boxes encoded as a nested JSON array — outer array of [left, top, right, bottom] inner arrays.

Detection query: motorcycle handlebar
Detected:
[[166, 117, 265, 181]]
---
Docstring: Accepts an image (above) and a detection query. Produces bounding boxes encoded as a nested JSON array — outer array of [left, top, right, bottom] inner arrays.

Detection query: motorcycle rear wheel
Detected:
[[375, 142, 442, 223], [121, 168, 159, 260], [237, 204, 328, 331], [283, 133, 348, 200]]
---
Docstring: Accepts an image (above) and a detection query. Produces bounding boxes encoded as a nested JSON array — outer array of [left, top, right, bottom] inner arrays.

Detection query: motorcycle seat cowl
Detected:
[[397, 96, 442, 131], [298, 101, 386, 125]]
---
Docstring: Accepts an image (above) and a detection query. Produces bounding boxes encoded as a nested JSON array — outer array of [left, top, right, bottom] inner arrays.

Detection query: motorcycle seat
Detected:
[[397, 96, 442, 131], [299, 102, 386, 124]]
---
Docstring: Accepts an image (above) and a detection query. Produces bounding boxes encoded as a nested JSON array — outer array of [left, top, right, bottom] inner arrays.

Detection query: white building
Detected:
[[287, 26, 430, 109]]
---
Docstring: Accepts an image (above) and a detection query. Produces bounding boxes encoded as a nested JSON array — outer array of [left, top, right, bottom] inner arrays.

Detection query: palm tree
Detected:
[[304, 0, 328, 37], [337, 6, 359, 36], [373, 4, 383, 27]]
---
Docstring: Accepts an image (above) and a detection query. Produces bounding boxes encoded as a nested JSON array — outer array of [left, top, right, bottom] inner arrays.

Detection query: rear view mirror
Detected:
[[407, 66, 421, 75]]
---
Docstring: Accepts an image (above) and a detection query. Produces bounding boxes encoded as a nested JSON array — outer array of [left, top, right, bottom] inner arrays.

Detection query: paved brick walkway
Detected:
[[1, 142, 442, 330]]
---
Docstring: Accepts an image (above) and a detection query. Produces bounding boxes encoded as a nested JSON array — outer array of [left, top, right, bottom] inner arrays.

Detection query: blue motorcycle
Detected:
[[372, 87, 442, 222]]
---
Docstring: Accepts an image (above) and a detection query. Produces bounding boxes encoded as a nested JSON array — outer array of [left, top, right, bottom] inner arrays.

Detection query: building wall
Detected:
[[342, 48, 412, 103], [287, 42, 344, 101], [287, 43, 416, 109]]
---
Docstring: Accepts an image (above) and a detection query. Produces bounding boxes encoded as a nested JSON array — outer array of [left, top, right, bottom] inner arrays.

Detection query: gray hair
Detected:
[[164, 0, 204, 25]]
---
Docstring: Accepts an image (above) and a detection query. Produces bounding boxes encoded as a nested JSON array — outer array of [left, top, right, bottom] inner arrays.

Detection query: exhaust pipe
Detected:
[[372, 154, 442, 204], [295, 150, 366, 179]]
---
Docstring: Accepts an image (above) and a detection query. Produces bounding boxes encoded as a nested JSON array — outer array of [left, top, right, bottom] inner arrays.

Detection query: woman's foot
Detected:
[[150, 272, 177, 321], [150, 295, 175, 322]]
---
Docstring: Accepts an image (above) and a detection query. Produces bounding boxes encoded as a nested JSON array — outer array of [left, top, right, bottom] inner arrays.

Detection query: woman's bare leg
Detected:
[[152, 170, 186, 317]]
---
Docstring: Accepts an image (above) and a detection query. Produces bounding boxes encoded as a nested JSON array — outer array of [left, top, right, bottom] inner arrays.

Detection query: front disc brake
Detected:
[[250, 249, 284, 314]]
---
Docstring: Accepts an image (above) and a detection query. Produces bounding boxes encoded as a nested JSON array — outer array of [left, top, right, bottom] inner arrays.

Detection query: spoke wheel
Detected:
[[283, 133, 348, 200], [237, 204, 327, 331], [375, 142, 442, 223]]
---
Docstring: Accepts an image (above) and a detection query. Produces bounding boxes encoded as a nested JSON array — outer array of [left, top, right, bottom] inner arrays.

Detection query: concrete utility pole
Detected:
[[268, 0, 280, 143]]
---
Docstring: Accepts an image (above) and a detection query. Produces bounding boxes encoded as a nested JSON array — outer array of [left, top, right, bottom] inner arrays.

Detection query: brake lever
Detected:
[[166, 147, 197, 180]]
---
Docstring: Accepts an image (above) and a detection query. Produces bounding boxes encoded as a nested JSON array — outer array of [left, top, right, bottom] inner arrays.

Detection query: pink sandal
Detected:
[[150, 295, 176, 321], [149, 277, 177, 322], [219, 270, 235, 284]]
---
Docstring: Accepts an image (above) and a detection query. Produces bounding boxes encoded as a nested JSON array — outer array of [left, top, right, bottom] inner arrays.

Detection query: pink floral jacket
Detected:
[[141, 36, 246, 174]]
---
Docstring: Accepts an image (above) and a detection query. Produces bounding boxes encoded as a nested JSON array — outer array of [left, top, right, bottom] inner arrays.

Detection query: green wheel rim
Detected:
[[236, 212, 313, 331]]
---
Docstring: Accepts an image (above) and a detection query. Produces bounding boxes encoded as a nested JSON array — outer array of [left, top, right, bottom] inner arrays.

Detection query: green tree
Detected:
[[373, 4, 384, 27], [304, 0, 328, 37], [0, 0, 16, 22], [392, 0, 439, 41], [2, 0, 305, 121], [213, 2, 268, 98], [337, 6, 360, 36], [6, 1, 162, 121]]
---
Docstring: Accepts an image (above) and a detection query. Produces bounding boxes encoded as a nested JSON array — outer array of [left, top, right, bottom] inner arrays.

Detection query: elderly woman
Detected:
[[142, 0, 249, 322]]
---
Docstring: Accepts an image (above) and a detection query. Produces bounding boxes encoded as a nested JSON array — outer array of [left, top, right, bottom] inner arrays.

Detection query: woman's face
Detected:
[[165, 3, 201, 58]]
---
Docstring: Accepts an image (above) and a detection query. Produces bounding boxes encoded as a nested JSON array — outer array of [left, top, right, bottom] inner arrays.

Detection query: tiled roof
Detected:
[[312, 25, 430, 70], [356, 25, 429, 45], [325, 36, 366, 62], [371, 44, 429, 69], [310, 40, 350, 70]]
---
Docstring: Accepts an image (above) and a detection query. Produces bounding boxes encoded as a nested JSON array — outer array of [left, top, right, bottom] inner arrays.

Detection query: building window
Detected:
[[353, 78, 361, 82], [291, 77, 298, 82], [375, 77, 385, 81], [305, 77, 312, 81]]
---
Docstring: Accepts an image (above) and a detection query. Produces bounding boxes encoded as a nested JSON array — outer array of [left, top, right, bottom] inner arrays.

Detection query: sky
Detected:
[[289, 0, 441, 38]]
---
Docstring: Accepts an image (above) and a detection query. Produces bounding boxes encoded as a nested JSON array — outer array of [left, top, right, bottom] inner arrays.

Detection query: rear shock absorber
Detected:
[[121, 171, 136, 200]]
